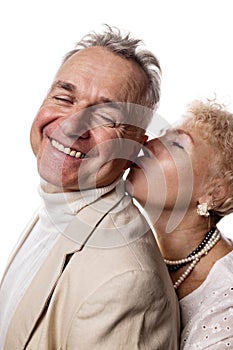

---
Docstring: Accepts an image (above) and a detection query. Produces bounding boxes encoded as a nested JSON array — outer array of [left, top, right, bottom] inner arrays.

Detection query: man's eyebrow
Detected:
[[49, 84, 119, 105], [49, 83, 123, 111], [51, 80, 76, 92]]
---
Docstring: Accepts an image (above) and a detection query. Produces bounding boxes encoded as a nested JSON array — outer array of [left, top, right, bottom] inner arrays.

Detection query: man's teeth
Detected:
[[51, 139, 86, 158]]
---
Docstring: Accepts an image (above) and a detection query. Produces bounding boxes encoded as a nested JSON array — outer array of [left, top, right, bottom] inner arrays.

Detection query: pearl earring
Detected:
[[197, 203, 210, 217]]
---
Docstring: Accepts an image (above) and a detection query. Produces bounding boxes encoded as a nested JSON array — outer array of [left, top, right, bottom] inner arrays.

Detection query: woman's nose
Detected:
[[145, 138, 162, 157]]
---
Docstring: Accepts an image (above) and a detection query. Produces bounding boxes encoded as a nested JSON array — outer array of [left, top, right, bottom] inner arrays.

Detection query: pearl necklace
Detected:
[[164, 228, 221, 289], [167, 227, 216, 272]]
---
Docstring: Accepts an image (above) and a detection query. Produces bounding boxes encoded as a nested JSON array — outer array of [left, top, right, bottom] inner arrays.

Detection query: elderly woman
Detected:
[[127, 99, 233, 349]]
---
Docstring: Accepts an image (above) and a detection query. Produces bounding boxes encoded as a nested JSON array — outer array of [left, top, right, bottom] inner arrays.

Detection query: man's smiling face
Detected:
[[30, 47, 147, 192]]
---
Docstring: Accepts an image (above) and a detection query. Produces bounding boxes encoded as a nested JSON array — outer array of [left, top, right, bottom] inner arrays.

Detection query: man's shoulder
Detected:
[[62, 238, 175, 317], [74, 191, 152, 249], [65, 227, 171, 300]]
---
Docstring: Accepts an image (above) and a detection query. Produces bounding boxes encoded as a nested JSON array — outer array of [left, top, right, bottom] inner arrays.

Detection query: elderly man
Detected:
[[0, 26, 179, 349]]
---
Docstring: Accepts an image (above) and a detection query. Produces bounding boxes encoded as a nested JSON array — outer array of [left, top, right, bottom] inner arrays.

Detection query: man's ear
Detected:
[[134, 133, 148, 155], [142, 134, 149, 145], [122, 134, 148, 171], [134, 132, 148, 144]]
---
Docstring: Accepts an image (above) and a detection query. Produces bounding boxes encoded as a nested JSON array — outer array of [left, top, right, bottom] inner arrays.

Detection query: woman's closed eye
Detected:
[[172, 141, 184, 149]]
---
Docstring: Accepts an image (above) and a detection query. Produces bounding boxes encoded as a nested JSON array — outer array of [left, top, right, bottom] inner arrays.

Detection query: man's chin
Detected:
[[39, 173, 79, 193], [39, 178, 62, 193], [39, 171, 100, 193]]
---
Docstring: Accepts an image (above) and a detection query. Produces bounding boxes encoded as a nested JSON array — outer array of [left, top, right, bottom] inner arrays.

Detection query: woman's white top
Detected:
[[180, 249, 233, 349]]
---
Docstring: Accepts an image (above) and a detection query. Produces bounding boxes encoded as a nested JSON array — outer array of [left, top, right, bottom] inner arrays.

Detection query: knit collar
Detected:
[[39, 178, 122, 216]]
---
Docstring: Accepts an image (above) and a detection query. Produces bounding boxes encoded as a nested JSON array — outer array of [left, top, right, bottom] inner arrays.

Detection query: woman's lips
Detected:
[[131, 162, 141, 169]]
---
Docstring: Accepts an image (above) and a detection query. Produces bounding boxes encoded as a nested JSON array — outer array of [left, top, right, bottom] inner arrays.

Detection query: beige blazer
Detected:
[[2, 187, 180, 349]]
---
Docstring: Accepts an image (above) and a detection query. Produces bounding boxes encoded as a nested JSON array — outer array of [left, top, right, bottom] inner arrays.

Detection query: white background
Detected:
[[0, 0, 232, 279]]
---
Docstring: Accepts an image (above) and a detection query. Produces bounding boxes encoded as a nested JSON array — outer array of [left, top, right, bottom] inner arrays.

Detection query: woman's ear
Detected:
[[211, 182, 227, 205], [198, 178, 227, 209], [198, 194, 213, 210]]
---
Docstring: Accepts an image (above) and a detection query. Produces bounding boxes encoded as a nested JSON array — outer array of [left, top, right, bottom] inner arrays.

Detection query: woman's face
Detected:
[[127, 124, 215, 214]]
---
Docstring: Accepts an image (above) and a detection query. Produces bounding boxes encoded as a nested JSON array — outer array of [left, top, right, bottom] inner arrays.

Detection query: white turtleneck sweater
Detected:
[[0, 180, 119, 348]]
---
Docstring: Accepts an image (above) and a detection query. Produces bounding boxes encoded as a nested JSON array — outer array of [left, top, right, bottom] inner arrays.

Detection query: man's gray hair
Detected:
[[63, 25, 161, 110]]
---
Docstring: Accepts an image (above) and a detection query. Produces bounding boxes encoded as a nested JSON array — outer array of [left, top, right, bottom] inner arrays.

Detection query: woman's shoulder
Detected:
[[179, 248, 233, 320], [180, 281, 233, 349], [180, 249, 233, 349], [180, 249, 233, 307]]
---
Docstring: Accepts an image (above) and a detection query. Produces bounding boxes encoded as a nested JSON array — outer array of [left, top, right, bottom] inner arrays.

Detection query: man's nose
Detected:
[[60, 109, 90, 139]]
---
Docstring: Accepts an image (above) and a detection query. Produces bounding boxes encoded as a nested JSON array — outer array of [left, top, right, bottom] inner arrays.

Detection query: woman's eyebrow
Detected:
[[176, 129, 194, 143]]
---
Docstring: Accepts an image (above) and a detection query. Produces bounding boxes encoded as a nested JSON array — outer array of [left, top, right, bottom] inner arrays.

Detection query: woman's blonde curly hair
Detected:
[[184, 98, 233, 221]]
